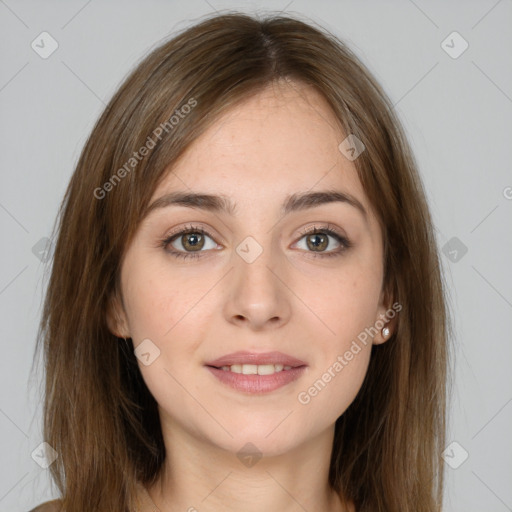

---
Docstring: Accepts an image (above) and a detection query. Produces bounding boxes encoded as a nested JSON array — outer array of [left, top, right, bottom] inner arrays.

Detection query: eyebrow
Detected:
[[143, 189, 368, 221]]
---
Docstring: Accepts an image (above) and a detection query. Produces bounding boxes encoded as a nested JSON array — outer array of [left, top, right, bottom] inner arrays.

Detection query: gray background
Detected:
[[1, 0, 511, 510]]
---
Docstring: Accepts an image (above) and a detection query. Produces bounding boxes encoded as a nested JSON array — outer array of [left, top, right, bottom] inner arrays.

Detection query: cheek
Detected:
[[311, 265, 382, 345], [121, 259, 213, 342], [296, 348, 371, 433], [296, 273, 377, 421], [295, 265, 380, 412], [121, 267, 214, 416]]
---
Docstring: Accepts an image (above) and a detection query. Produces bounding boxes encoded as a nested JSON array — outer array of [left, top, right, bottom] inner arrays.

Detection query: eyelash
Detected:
[[158, 223, 352, 260]]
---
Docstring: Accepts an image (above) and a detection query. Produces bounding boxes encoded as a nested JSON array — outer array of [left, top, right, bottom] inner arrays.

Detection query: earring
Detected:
[[382, 326, 390, 338]]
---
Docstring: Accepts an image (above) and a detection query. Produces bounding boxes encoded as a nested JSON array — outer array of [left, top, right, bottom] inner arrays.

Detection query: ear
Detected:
[[106, 290, 130, 339], [372, 286, 399, 346]]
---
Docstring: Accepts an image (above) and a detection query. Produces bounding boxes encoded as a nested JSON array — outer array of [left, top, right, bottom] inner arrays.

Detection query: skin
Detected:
[[108, 79, 395, 512]]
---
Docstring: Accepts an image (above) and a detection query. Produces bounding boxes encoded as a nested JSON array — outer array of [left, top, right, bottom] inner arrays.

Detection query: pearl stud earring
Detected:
[[382, 326, 390, 338]]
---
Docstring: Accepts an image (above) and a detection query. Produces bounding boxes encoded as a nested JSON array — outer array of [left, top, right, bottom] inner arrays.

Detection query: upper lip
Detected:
[[205, 351, 307, 368]]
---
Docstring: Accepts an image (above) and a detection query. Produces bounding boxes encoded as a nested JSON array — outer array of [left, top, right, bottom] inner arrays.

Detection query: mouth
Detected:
[[204, 351, 307, 394]]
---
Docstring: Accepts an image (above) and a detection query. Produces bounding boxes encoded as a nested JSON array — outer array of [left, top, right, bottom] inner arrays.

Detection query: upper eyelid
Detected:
[[297, 223, 344, 237], [165, 224, 221, 243]]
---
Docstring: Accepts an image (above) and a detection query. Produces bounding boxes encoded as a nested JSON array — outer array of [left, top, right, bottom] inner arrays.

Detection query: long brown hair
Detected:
[[33, 11, 452, 511]]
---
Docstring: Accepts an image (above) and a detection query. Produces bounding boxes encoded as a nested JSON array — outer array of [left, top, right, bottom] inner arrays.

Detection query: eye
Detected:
[[159, 224, 219, 260], [294, 224, 352, 258]]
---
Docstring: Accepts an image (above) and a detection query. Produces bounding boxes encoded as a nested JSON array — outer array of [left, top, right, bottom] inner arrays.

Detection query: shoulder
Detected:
[[29, 499, 63, 512]]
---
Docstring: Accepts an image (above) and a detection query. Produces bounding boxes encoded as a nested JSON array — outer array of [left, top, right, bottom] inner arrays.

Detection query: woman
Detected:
[[31, 11, 451, 512]]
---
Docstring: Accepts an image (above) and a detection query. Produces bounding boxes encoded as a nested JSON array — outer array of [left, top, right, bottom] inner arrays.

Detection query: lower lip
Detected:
[[206, 366, 307, 394]]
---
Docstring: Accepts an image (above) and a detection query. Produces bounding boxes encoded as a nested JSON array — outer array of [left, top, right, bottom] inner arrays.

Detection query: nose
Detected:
[[222, 241, 292, 331]]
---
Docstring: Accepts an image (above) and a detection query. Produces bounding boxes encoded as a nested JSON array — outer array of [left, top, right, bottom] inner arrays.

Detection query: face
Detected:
[[109, 80, 392, 458]]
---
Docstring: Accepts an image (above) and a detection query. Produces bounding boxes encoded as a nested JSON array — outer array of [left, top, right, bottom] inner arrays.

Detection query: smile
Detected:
[[205, 364, 307, 394], [218, 363, 293, 374]]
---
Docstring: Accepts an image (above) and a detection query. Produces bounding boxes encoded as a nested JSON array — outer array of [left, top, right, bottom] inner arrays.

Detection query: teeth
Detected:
[[219, 363, 291, 374]]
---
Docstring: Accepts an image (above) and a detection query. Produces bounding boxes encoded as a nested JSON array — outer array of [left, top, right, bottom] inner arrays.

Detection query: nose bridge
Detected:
[[234, 232, 279, 299], [224, 232, 291, 328]]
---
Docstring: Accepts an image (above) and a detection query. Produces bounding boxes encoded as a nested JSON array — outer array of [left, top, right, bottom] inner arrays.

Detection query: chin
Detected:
[[208, 420, 309, 458]]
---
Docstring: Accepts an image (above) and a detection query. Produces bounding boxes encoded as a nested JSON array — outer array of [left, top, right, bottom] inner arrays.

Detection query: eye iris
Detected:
[[182, 233, 204, 251], [307, 233, 328, 251]]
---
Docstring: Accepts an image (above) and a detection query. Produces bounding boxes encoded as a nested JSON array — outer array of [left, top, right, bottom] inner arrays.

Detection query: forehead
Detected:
[[150, 81, 371, 218]]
